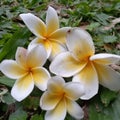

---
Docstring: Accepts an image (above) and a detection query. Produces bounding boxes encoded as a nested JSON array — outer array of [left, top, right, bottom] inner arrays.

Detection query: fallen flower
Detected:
[[20, 6, 70, 60], [0, 45, 50, 101], [40, 76, 84, 120], [50, 28, 120, 100]]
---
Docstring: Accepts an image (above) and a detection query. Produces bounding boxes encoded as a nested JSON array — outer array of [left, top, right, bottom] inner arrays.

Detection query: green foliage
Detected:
[[0, 27, 31, 61], [89, 92, 120, 120], [31, 114, 44, 120], [0, 76, 15, 87], [0, 0, 120, 120], [100, 88, 117, 107], [9, 108, 27, 120], [22, 96, 40, 110], [3, 92, 16, 104]]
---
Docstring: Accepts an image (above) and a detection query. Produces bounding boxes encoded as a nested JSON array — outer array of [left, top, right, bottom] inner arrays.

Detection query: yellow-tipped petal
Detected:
[[32, 67, 50, 91], [28, 37, 52, 58], [50, 27, 71, 44], [73, 62, 98, 100], [27, 45, 47, 68], [20, 13, 46, 37], [28, 37, 40, 51], [67, 28, 95, 60], [0, 60, 26, 79], [90, 53, 120, 65], [64, 82, 84, 100], [47, 76, 65, 94], [11, 74, 34, 101], [66, 99, 84, 119], [49, 41, 67, 61], [40, 91, 62, 110], [94, 63, 120, 91], [28, 37, 42, 51], [39, 39, 52, 58], [50, 52, 87, 77], [46, 6, 59, 35], [45, 98, 66, 120], [15, 47, 27, 68]]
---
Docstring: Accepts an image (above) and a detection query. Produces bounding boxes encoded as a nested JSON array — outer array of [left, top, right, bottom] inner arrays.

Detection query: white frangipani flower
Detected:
[[50, 28, 120, 100], [20, 6, 70, 60], [0, 45, 50, 101], [40, 76, 84, 120]]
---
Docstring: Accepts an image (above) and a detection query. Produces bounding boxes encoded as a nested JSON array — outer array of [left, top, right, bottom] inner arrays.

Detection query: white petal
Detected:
[[67, 28, 95, 60], [28, 37, 41, 51], [45, 98, 66, 120], [49, 41, 67, 61], [27, 45, 47, 68], [50, 27, 71, 44], [64, 82, 85, 100], [94, 63, 120, 91], [73, 62, 98, 100], [46, 6, 59, 35], [11, 74, 34, 101], [50, 52, 87, 77], [15, 47, 27, 68], [66, 99, 84, 119], [28, 37, 52, 58], [20, 13, 46, 37], [40, 91, 61, 110], [0, 60, 26, 79], [47, 76, 65, 93], [90, 53, 120, 65], [32, 67, 50, 91]]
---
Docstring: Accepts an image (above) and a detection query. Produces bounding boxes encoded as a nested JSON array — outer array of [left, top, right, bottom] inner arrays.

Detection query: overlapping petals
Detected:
[[66, 28, 95, 60], [45, 99, 66, 120], [50, 52, 87, 77], [73, 62, 98, 99], [0, 45, 50, 101], [50, 28, 120, 99], [32, 67, 50, 91], [0, 4, 120, 120], [90, 53, 120, 65], [94, 63, 120, 91], [40, 76, 84, 120], [20, 6, 70, 60], [66, 99, 84, 119]]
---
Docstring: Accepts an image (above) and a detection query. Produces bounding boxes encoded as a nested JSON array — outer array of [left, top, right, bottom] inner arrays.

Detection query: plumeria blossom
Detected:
[[40, 76, 84, 120], [0, 45, 50, 101], [20, 6, 70, 60], [50, 28, 120, 100]]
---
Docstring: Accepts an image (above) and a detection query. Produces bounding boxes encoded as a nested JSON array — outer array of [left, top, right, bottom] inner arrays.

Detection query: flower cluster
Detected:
[[0, 6, 120, 120]]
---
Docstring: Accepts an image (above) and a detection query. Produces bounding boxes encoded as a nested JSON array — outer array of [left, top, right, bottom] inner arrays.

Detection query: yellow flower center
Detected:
[[79, 55, 91, 63], [27, 67, 33, 74]]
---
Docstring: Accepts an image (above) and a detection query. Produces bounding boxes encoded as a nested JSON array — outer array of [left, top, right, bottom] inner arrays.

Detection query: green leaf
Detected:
[[0, 27, 31, 61], [94, 13, 110, 25], [89, 95, 112, 120], [89, 92, 120, 120], [3, 92, 16, 104], [86, 22, 100, 31], [100, 87, 117, 107], [31, 114, 44, 120], [22, 96, 39, 110], [89, 103, 112, 120], [0, 76, 15, 87], [103, 35, 117, 43], [111, 93, 120, 119], [9, 108, 27, 120]]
